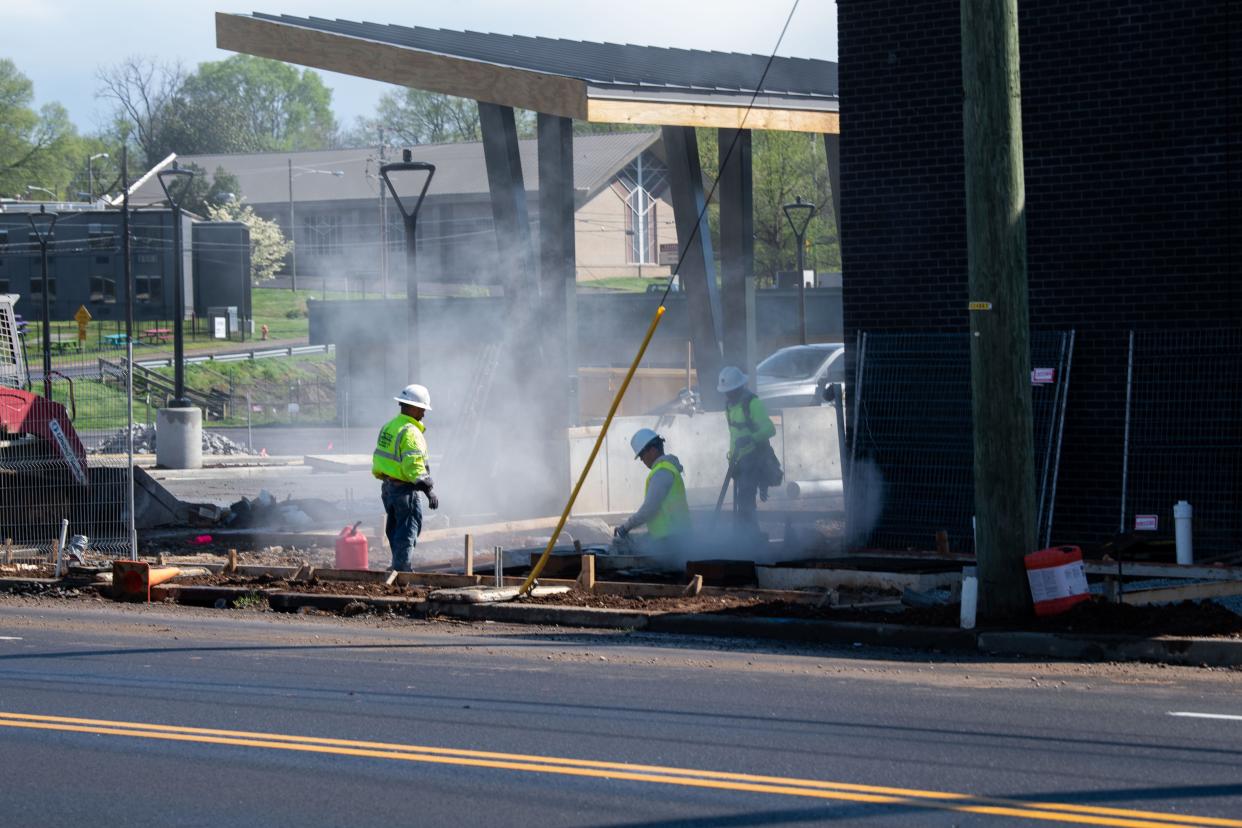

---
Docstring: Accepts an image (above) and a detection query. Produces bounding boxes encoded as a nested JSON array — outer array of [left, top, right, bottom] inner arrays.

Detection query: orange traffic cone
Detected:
[[112, 561, 181, 602]]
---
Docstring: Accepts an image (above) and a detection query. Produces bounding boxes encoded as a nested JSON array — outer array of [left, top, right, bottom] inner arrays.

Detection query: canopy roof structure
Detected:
[[215, 13, 839, 133]]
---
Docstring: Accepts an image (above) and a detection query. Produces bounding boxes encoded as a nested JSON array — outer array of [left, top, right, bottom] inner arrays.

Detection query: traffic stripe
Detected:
[[1169, 712, 1242, 722], [0, 711, 1236, 827]]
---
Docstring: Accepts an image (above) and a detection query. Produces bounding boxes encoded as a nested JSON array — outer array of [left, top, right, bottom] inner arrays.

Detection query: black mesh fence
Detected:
[[848, 331, 1073, 553], [1122, 329, 1242, 561]]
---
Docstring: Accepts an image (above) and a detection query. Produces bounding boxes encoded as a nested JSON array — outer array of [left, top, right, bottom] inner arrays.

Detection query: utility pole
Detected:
[[379, 127, 389, 297], [961, 0, 1037, 619], [26, 207, 58, 399], [288, 158, 296, 292]]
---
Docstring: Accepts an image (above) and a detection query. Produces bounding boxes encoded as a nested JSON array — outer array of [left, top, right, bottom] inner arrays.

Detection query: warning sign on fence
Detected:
[[74, 304, 91, 342], [1135, 515, 1158, 531]]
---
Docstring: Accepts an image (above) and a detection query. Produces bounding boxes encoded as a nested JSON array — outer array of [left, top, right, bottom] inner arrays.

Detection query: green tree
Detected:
[[342, 90, 538, 148], [207, 198, 292, 283], [699, 129, 840, 285], [0, 59, 81, 199], [99, 55, 337, 160]]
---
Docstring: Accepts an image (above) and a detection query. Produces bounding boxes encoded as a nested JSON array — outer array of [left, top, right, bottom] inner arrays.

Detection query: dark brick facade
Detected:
[[838, 1, 1241, 547]]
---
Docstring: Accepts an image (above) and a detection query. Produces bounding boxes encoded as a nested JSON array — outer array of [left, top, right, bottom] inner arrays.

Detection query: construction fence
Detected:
[[1, 295, 134, 567]]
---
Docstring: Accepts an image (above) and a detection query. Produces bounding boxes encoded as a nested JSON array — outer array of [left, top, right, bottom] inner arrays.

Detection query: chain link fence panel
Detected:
[[1122, 329, 1242, 561], [848, 331, 1073, 554]]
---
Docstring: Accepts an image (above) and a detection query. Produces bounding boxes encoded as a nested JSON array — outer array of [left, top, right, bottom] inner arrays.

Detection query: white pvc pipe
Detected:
[[54, 518, 68, 578], [1174, 501, 1194, 565], [784, 479, 844, 499], [959, 566, 978, 630]]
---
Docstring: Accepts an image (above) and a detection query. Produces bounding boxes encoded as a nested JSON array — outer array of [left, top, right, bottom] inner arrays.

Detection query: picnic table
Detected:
[[143, 328, 171, 344], [103, 333, 129, 348]]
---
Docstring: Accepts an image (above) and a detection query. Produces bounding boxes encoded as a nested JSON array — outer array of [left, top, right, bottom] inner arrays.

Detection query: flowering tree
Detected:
[[207, 200, 292, 283]]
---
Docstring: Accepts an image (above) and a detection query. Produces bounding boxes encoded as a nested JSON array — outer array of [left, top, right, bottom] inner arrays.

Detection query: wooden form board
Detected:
[[216, 14, 838, 134]]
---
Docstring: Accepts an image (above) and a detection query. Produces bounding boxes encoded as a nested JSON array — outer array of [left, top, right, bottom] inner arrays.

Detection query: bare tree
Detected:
[[96, 56, 185, 166]]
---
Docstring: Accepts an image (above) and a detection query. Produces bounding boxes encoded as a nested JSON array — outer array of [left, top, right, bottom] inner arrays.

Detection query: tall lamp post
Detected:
[[287, 162, 344, 292], [87, 152, 109, 202], [157, 164, 195, 408], [379, 150, 435, 381], [26, 185, 56, 201], [26, 206, 58, 399], [783, 196, 817, 345]]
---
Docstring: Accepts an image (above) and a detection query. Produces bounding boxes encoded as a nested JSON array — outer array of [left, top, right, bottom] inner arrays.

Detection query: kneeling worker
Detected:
[[372, 384, 439, 572], [614, 428, 691, 555]]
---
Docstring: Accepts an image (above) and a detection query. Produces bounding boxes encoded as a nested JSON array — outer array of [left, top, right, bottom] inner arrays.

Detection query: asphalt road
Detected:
[[0, 600, 1239, 827]]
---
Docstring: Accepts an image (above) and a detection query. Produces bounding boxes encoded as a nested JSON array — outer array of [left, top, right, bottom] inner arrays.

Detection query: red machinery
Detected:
[[0, 388, 89, 486]]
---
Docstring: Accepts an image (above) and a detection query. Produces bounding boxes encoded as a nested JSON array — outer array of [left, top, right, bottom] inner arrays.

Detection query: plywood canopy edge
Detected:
[[586, 98, 839, 134], [215, 13, 589, 120]]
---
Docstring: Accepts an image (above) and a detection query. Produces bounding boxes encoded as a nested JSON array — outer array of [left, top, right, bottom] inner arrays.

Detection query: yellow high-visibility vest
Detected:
[[646, 459, 690, 539], [372, 413, 428, 483], [726, 393, 775, 462]]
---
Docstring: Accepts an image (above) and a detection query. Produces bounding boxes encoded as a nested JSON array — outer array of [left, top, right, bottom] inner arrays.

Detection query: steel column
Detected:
[[718, 128, 756, 379], [662, 125, 723, 408], [479, 103, 538, 297], [823, 133, 842, 247], [537, 114, 578, 429]]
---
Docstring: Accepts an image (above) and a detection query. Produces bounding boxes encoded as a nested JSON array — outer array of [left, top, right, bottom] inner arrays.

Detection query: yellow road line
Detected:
[[0, 712, 1234, 828]]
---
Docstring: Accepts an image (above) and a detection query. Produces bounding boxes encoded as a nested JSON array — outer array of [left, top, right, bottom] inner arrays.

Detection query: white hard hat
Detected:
[[630, 428, 661, 458], [394, 383, 432, 411], [717, 365, 747, 393]]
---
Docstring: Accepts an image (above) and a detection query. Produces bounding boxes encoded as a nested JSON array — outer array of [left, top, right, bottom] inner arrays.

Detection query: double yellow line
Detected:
[[0, 711, 1235, 827]]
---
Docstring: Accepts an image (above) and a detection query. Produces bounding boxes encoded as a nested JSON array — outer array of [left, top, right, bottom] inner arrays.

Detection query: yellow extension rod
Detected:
[[518, 304, 666, 597]]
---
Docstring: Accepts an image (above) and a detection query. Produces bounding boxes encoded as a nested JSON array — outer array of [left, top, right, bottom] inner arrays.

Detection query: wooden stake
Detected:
[[935, 530, 950, 556], [683, 574, 703, 596], [577, 554, 595, 592], [4, 538, 11, 565], [464, 534, 474, 576], [225, 549, 238, 574]]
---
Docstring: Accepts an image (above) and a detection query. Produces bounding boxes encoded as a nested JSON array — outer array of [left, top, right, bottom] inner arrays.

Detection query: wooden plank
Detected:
[[463, 534, 474, 577], [588, 98, 839, 134], [755, 565, 958, 593], [1084, 561, 1242, 582], [1120, 580, 1242, 606], [313, 568, 391, 584], [217, 13, 588, 119], [578, 555, 595, 592], [394, 571, 483, 588]]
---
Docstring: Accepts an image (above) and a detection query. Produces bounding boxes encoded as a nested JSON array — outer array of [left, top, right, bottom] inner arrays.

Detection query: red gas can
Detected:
[[1024, 545, 1090, 616], [335, 522, 369, 570]]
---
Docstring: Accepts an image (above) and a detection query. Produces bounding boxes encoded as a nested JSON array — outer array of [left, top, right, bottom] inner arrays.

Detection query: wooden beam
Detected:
[[1120, 580, 1242, 606], [588, 99, 839, 134], [216, 13, 588, 119]]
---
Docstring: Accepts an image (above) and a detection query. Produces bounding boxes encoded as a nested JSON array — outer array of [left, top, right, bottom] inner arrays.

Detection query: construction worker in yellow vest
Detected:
[[372, 383, 439, 572], [718, 366, 777, 527], [614, 428, 691, 555]]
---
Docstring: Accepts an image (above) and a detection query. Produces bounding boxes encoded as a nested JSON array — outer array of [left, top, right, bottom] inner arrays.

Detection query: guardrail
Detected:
[[134, 343, 334, 369]]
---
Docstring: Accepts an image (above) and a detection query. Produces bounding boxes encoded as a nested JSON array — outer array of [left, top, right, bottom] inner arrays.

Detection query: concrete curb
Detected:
[[647, 614, 979, 651], [976, 631, 1242, 668], [426, 601, 655, 630]]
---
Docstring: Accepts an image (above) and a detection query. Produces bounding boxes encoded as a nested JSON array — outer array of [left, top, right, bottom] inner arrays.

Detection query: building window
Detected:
[[135, 274, 163, 303], [616, 152, 668, 265], [88, 223, 113, 251], [90, 275, 118, 304], [303, 214, 341, 256], [31, 275, 57, 300]]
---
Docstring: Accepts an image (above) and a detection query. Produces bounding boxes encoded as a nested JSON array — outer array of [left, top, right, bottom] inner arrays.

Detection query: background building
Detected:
[[129, 132, 677, 289]]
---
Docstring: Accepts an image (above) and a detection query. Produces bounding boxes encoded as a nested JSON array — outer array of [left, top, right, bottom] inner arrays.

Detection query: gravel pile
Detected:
[[91, 424, 256, 455]]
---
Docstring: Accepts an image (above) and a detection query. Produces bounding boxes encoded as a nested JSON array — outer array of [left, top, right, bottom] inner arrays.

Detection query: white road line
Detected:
[[1169, 711, 1242, 721], [0, 636, 22, 641]]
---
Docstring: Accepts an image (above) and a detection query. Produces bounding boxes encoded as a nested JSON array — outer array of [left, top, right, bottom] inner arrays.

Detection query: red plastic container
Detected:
[[1024, 545, 1089, 616], [335, 522, 369, 570]]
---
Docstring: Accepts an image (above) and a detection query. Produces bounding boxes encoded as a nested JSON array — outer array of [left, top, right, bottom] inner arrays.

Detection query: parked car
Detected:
[[755, 343, 845, 408]]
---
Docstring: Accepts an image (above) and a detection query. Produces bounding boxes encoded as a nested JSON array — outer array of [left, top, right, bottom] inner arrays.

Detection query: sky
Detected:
[[4, 0, 837, 133]]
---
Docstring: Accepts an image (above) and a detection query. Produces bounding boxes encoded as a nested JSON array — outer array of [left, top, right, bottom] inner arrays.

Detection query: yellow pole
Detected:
[[518, 305, 666, 596]]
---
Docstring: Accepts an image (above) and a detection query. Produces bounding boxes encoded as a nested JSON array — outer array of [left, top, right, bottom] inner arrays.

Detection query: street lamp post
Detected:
[[287, 162, 344, 292], [783, 196, 817, 345], [87, 153, 109, 202], [26, 206, 58, 399], [379, 150, 435, 381], [26, 185, 56, 201], [157, 164, 195, 408]]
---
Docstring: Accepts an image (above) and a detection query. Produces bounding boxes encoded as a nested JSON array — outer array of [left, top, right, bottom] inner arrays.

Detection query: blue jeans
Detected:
[[381, 480, 423, 572]]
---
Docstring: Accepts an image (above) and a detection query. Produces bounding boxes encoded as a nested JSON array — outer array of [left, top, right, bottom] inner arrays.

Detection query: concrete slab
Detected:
[[304, 454, 372, 473]]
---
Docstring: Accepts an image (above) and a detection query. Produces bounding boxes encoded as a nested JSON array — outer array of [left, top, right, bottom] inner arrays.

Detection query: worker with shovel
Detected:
[[613, 428, 691, 558], [718, 366, 780, 529], [372, 384, 439, 572]]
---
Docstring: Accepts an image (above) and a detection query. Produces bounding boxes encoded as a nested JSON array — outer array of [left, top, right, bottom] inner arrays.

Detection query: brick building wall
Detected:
[[838, 1, 1240, 547]]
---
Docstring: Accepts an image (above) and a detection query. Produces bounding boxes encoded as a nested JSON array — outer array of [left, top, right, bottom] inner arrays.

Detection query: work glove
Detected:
[[413, 476, 435, 494], [613, 525, 630, 539], [426, 491, 440, 511]]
